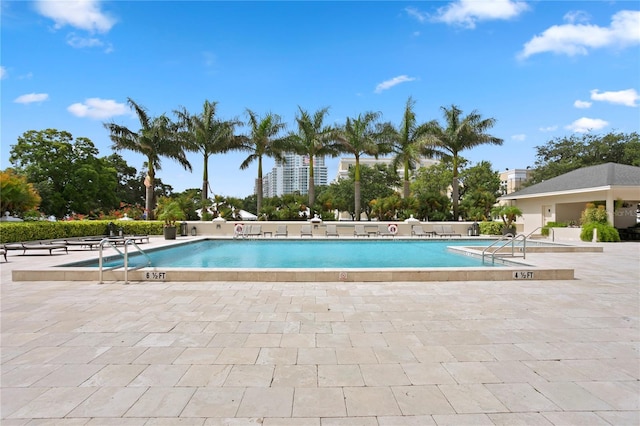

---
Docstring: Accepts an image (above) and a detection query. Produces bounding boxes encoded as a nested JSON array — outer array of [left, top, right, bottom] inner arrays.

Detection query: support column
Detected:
[[606, 191, 615, 226]]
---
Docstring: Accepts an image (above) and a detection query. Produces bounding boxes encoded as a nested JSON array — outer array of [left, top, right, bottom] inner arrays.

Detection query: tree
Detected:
[[336, 111, 388, 220], [9, 129, 118, 217], [424, 105, 503, 220], [386, 96, 432, 198], [528, 132, 640, 185], [236, 110, 288, 214], [321, 164, 399, 220], [103, 153, 146, 206], [459, 161, 501, 220], [410, 162, 453, 221], [0, 169, 41, 215], [286, 106, 341, 208], [104, 98, 192, 220], [175, 100, 243, 201]]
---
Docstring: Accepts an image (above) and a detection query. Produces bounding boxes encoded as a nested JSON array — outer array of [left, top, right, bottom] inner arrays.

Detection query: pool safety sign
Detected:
[[512, 271, 534, 279]]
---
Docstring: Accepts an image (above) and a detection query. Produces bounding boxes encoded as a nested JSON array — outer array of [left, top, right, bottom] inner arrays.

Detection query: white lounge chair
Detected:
[[300, 224, 313, 237], [354, 224, 368, 237], [411, 225, 434, 237], [243, 224, 262, 238], [433, 224, 461, 237], [326, 224, 339, 237], [378, 224, 396, 237], [275, 225, 288, 237]]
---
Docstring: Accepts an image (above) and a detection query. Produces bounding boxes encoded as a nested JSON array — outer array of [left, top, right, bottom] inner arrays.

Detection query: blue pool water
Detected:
[[71, 239, 507, 269]]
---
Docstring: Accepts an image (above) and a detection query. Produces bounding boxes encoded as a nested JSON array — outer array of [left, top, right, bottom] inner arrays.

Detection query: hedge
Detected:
[[0, 220, 164, 244], [580, 222, 621, 242], [479, 221, 503, 235]]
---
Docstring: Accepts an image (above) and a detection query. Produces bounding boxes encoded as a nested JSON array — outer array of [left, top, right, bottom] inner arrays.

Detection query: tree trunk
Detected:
[[256, 156, 263, 215], [145, 185, 153, 220], [308, 155, 315, 208], [403, 159, 410, 198], [451, 174, 459, 220], [354, 180, 361, 221], [451, 157, 459, 220], [354, 158, 361, 221], [202, 154, 209, 201]]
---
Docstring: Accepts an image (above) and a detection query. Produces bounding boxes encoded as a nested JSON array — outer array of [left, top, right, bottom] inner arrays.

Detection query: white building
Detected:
[[263, 153, 328, 197], [499, 168, 533, 195]]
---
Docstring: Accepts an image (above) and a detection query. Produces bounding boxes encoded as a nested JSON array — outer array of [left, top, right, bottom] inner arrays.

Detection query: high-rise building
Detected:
[[262, 153, 328, 197]]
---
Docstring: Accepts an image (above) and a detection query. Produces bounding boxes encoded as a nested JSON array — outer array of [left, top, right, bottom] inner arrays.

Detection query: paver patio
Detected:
[[1, 239, 638, 425]]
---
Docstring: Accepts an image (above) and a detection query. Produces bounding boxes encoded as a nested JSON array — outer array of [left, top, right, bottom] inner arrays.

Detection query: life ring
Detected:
[[234, 223, 244, 234], [388, 224, 398, 235]]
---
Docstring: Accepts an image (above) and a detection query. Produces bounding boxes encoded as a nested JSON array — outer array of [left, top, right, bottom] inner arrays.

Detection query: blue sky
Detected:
[[2, 0, 639, 198]]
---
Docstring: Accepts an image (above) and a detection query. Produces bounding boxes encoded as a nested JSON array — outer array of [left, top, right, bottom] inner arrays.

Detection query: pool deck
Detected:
[[1, 238, 638, 425]]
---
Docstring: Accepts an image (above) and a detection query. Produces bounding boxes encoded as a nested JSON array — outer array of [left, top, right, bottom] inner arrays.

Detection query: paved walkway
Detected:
[[1, 239, 638, 425]]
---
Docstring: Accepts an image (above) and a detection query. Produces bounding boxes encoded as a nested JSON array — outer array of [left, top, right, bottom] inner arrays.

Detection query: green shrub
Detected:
[[0, 220, 164, 243], [580, 222, 621, 242], [581, 203, 608, 225], [541, 221, 568, 236], [479, 221, 503, 235]]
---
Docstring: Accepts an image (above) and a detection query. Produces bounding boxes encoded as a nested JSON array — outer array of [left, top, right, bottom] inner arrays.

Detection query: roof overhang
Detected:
[[500, 185, 640, 201]]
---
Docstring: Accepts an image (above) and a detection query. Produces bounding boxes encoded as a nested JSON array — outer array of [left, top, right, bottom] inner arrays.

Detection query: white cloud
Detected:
[[35, 0, 116, 33], [0, 66, 7, 79], [511, 134, 526, 141], [67, 98, 130, 119], [539, 125, 558, 132], [563, 10, 591, 25], [405, 7, 428, 23], [574, 100, 592, 109], [565, 117, 609, 133], [14, 93, 49, 104], [66, 33, 103, 48], [374, 75, 416, 94], [433, 0, 529, 29], [519, 10, 640, 59], [590, 88, 639, 107]]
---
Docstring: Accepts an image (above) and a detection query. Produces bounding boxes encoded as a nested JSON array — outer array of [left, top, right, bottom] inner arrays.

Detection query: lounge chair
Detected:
[[354, 224, 368, 237], [57, 238, 102, 250], [5, 242, 68, 255], [274, 225, 288, 237], [378, 224, 396, 237], [325, 224, 339, 237], [411, 225, 434, 237], [433, 224, 461, 237], [300, 224, 313, 237], [243, 224, 262, 238]]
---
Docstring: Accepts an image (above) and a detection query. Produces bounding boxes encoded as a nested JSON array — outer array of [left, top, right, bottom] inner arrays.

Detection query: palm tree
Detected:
[[386, 96, 433, 199], [286, 106, 341, 208], [104, 98, 191, 219], [423, 105, 503, 220], [175, 100, 242, 201], [337, 111, 388, 221], [236, 110, 288, 214]]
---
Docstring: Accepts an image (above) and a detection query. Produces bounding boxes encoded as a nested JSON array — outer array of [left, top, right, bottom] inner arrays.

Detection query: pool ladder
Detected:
[[481, 227, 546, 263], [98, 238, 151, 284]]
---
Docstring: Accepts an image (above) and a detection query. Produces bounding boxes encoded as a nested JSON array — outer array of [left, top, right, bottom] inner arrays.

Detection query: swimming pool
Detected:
[[70, 239, 508, 269]]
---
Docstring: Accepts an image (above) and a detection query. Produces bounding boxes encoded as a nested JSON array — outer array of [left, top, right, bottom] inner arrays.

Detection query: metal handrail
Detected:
[[482, 233, 528, 263], [99, 238, 151, 284]]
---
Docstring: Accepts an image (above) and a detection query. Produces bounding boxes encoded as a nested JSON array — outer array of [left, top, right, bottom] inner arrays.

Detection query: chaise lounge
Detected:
[[433, 224, 461, 237], [411, 225, 434, 237], [300, 224, 313, 237], [325, 224, 339, 237], [5, 242, 68, 255]]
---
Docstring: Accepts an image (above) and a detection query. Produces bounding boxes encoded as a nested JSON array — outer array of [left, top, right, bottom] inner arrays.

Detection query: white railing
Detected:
[[482, 233, 528, 263], [98, 238, 151, 284]]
